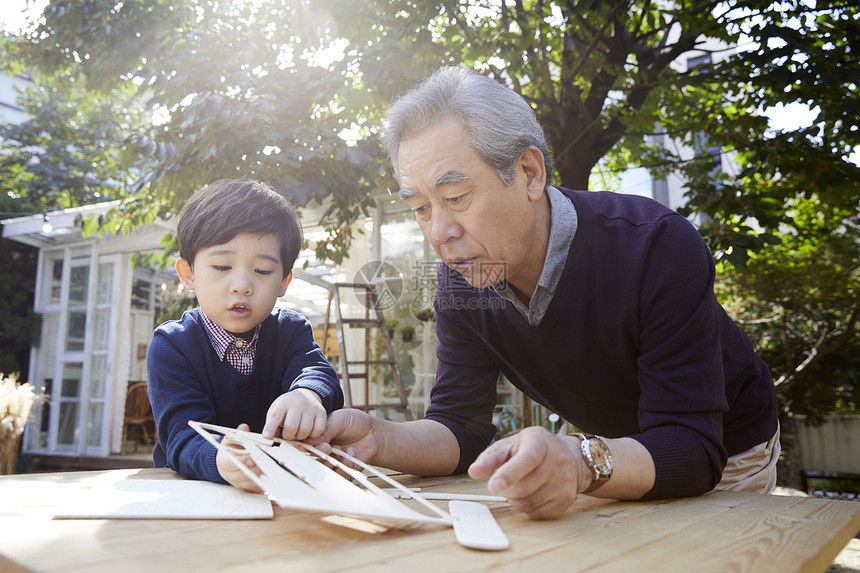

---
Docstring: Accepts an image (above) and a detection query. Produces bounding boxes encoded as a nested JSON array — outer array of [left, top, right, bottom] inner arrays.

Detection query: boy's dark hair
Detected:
[[177, 179, 303, 276]]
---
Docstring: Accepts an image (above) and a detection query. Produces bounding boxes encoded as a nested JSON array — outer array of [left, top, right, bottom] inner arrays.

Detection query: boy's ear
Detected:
[[175, 258, 196, 291], [278, 272, 292, 297]]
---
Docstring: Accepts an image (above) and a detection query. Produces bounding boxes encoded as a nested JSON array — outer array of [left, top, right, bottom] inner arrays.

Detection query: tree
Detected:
[[7, 0, 760, 261], [654, 1, 859, 267], [6, 0, 383, 262], [0, 194, 40, 380], [0, 63, 144, 211], [313, 0, 736, 189], [16, 1, 854, 255], [715, 198, 860, 418], [654, 2, 860, 410]]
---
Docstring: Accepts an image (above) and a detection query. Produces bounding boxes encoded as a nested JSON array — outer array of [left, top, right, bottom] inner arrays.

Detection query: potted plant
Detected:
[[385, 319, 398, 339], [415, 308, 435, 322]]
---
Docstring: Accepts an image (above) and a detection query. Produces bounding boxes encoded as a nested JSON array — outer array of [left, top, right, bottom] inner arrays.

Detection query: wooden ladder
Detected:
[[322, 282, 413, 421]]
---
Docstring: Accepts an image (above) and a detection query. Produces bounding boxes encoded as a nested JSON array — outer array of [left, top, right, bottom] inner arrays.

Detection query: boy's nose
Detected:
[[230, 273, 253, 295]]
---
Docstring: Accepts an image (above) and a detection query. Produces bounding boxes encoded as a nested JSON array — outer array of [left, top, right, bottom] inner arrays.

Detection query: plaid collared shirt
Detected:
[[199, 310, 260, 375]]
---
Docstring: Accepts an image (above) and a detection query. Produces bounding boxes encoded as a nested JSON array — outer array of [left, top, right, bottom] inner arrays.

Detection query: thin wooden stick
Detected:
[[381, 489, 507, 502]]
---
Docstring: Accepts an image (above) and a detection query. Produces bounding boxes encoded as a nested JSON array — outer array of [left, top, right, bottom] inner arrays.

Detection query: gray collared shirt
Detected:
[[492, 186, 578, 326]]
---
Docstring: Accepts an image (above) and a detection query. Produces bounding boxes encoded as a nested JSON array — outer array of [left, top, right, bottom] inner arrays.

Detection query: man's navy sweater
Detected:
[[426, 188, 778, 499], [147, 308, 343, 483]]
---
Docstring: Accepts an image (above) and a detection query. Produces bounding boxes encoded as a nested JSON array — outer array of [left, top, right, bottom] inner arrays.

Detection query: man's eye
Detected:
[[413, 205, 430, 218], [447, 192, 471, 209]]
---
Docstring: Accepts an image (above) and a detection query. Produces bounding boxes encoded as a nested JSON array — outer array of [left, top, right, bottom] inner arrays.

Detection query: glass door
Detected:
[[85, 255, 120, 455], [24, 250, 63, 451], [24, 247, 119, 457], [53, 248, 91, 452]]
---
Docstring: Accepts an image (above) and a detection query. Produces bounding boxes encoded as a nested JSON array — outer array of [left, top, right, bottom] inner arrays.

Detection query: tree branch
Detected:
[[774, 289, 860, 392]]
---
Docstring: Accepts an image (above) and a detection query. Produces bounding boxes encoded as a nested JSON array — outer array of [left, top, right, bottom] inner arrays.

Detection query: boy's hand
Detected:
[[216, 423, 264, 493], [262, 388, 326, 441]]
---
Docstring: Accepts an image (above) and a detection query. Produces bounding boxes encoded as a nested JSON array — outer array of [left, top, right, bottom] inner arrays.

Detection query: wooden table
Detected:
[[1, 468, 859, 573]]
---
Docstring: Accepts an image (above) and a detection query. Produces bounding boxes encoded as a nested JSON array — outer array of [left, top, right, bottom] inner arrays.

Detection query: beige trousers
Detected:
[[713, 424, 781, 494]]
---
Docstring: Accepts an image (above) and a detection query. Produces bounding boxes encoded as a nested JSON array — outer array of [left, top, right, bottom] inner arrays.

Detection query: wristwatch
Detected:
[[572, 433, 614, 493]]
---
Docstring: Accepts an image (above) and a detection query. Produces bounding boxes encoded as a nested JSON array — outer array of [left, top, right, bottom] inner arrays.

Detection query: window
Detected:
[[686, 53, 712, 72], [131, 277, 153, 311]]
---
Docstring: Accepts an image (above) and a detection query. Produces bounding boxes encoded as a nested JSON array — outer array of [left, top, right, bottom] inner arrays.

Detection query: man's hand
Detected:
[[303, 408, 378, 466], [262, 388, 326, 441], [307, 412, 461, 477], [467, 426, 589, 519], [216, 423, 264, 493]]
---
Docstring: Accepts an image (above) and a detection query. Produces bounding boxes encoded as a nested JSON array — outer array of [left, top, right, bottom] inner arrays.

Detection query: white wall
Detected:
[[0, 70, 30, 125]]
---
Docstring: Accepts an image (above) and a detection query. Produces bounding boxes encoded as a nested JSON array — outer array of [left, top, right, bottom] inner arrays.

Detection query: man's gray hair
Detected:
[[381, 66, 553, 185]]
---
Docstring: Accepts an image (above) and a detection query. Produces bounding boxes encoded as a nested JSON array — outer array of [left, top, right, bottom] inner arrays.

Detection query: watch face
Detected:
[[588, 439, 614, 476]]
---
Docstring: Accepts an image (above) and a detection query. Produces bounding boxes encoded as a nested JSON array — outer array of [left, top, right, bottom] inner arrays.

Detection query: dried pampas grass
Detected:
[[1, 373, 43, 475]]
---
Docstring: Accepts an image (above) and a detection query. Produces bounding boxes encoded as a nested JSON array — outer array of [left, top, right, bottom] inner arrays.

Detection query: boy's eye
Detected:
[[255, 269, 274, 276], [212, 265, 231, 271]]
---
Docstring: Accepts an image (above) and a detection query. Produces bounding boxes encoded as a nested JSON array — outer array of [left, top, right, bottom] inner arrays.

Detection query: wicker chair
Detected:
[[121, 382, 156, 454]]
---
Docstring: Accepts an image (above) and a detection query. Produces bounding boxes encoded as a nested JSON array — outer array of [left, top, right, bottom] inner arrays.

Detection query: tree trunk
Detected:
[[553, 146, 594, 191]]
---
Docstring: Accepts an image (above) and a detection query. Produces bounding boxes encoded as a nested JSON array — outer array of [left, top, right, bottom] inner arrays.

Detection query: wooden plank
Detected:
[[2, 469, 859, 573], [468, 495, 738, 571], [585, 491, 860, 573]]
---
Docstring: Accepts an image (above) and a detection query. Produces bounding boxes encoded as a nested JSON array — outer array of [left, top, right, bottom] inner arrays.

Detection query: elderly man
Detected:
[[309, 66, 780, 519]]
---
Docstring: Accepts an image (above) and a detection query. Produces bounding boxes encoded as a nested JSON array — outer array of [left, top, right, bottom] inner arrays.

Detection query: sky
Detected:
[[0, 0, 47, 35]]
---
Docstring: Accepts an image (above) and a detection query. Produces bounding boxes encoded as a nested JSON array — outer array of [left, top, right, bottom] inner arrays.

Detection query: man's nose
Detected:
[[428, 207, 462, 245]]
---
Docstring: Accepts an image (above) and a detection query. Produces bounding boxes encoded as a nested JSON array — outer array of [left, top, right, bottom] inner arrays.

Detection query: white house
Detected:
[[0, 68, 30, 125], [2, 204, 177, 461]]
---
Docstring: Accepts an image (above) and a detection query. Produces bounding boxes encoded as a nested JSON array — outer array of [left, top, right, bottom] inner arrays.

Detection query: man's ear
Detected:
[[519, 146, 547, 201], [279, 272, 293, 297], [175, 258, 196, 291]]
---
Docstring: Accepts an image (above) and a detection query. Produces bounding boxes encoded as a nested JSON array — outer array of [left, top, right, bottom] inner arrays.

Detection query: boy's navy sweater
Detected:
[[425, 188, 778, 500], [147, 307, 343, 483]]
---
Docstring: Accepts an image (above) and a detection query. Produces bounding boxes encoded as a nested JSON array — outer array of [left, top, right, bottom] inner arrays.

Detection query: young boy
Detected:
[[147, 179, 343, 491]]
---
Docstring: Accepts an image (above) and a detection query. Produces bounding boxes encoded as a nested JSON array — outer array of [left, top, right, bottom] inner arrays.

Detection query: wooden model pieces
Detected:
[[189, 421, 510, 550], [190, 421, 452, 527]]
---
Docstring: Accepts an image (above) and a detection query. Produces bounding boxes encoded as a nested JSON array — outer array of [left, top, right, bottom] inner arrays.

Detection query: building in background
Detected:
[[0, 67, 30, 125], [617, 38, 735, 216]]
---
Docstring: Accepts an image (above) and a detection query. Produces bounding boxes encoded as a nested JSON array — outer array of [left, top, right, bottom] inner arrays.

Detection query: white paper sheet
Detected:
[[50, 479, 274, 520]]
